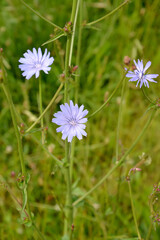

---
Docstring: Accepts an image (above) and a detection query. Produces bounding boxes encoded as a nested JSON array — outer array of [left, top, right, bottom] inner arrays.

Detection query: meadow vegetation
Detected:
[[0, 0, 160, 239]]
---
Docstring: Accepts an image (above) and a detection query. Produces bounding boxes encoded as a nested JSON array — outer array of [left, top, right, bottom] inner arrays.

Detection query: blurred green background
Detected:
[[0, 0, 160, 239]]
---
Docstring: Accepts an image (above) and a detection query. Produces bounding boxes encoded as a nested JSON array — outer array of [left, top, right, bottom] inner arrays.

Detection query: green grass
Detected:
[[0, 0, 160, 239]]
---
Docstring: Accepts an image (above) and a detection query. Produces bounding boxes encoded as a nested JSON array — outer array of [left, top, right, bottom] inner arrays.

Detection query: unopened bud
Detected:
[[60, 73, 65, 82], [131, 65, 136, 71], [0, 48, 3, 53], [72, 65, 78, 72], [11, 171, 16, 178], [63, 22, 72, 34], [71, 224, 75, 231], [123, 56, 131, 65], [20, 123, 25, 128], [20, 123, 25, 134]]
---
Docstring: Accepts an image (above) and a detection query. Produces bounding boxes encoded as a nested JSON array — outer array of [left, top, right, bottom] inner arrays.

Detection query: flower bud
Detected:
[[123, 56, 131, 65]]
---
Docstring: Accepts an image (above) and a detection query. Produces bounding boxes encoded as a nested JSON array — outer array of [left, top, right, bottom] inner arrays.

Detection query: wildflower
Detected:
[[126, 59, 159, 88], [19, 48, 54, 80], [52, 100, 88, 142]]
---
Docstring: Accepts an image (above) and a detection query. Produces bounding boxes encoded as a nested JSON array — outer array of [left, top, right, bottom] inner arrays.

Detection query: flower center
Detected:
[[69, 120, 77, 126], [139, 71, 143, 79], [35, 63, 42, 69]]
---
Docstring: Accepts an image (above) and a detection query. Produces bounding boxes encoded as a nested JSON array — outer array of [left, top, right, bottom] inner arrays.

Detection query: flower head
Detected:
[[19, 48, 54, 80], [126, 59, 159, 88], [52, 100, 88, 142]]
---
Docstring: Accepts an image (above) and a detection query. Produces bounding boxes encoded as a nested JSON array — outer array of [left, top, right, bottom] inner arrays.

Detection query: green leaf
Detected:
[[25, 173, 30, 184], [22, 187, 27, 210], [42, 33, 65, 46]]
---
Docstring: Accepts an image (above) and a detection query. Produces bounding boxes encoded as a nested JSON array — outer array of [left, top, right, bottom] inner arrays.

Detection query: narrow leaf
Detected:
[[42, 33, 65, 46]]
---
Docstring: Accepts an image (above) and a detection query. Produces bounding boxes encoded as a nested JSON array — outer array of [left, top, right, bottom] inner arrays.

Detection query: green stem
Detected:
[[69, 0, 83, 184], [73, 108, 156, 206], [1, 82, 26, 175], [141, 86, 155, 104], [75, 0, 83, 103], [12, 98, 63, 167], [86, 0, 129, 26], [26, 83, 63, 133], [38, 76, 44, 144], [70, 138, 75, 182], [89, 75, 125, 119], [146, 221, 152, 240], [64, 142, 73, 236], [116, 77, 126, 162], [69, 0, 80, 66], [1, 59, 46, 240], [63, 0, 80, 237], [128, 180, 142, 240], [20, 0, 63, 31], [33, 223, 46, 240]]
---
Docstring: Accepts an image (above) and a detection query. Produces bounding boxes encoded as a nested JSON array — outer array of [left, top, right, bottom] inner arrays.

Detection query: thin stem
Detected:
[[75, 0, 83, 103], [69, 1, 83, 183], [70, 138, 75, 182], [141, 86, 155, 104], [11, 95, 63, 167], [128, 180, 142, 240], [1, 82, 26, 175], [86, 0, 129, 26], [69, 0, 80, 66], [20, 0, 63, 31], [116, 77, 126, 162], [146, 221, 153, 240], [89, 75, 125, 119], [38, 76, 44, 144], [63, 0, 80, 237], [73, 108, 156, 206], [33, 223, 46, 240], [1, 59, 46, 240], [64, 142, 73, 236], [13, 104, 63, 166], [26, 83, 63, 133]]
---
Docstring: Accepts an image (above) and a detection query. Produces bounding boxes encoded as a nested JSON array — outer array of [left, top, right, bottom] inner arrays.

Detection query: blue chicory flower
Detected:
[[126, 59, 159, 88], [19, 48, 54, 80], [52, 100, 88, 142]]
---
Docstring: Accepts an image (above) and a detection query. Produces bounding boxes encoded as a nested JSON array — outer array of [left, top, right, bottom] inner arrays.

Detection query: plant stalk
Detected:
[[86, 0, 129, 26], [63, 0, 80, 237], [128, 180, 142, 240], [26, 83, 63, 133], [38, 75, 45, 144], [89, 75, 125, 119], [116, 77, 126, 162], [73, 108, 156, 206]]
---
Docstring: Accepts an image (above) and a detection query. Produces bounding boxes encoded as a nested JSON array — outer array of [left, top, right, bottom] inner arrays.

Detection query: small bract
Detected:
[[126, 59, 159, 88], [52, 100, 88, 142], [19, 48, 54, 80]]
